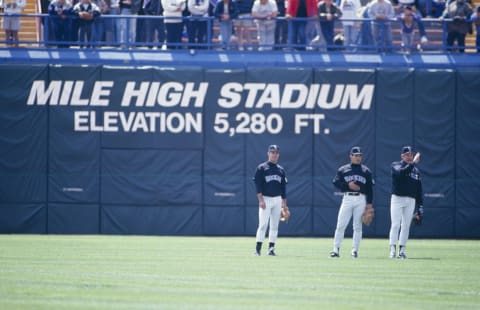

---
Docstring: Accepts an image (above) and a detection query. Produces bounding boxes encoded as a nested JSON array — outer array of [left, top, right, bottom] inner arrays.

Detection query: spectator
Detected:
[[92, 0, 108, 46], [318, 0, 342, 50], [162, 0, 186, 49], [252, 0, 278, 50], [1, 0, 26, 47], [73, 0, 101, 47], [106, 0, 120, 44], [274, 0, 288, 49], [395, 1, 429, 44], [470, 5, 480, 52], [441, 0, 473, 52], [368, 0, 395, 52], [49, 0, 73, 47], [214, 0, 238, 49], [119, 0, 141, 47], [144, 0, 165, 48], [235, 0, 254, 50], [286, 0, 318, 50], [41, 0, 57, 45], [187, 0, 209, 48], [339, 0, 361, 49], [397, 5, 423, 53], [358, 0, 375, 49]]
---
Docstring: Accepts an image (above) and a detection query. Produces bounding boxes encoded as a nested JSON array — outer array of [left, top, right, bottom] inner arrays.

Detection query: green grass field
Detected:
[[1, 235, 479, 309]]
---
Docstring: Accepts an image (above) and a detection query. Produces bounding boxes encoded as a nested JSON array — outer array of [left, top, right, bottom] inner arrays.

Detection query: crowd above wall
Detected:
[[1, 0, 479, 52]]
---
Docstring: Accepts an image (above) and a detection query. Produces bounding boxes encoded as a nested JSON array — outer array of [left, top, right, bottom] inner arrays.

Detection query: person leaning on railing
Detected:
[[187, 0, 210, 48], [48, 0, 73, 47], [368, 0, 395, 52], [214, 0, 239, 49], [339, 0, 361, 50], [318, 0, 343, 50], [161, 0, 186, 49], [73, 0, 101, 47], [0, 0, 26, 47], [440, 0, 473, 52], [251, 0, 278, 50], [286, 0, 318, 50]]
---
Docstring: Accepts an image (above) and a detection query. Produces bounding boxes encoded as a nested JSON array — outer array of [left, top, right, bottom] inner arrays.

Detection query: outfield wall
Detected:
[[1, 64, 479, 238]]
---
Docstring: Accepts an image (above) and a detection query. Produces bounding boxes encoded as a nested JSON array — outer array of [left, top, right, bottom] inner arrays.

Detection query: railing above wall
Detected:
[[0, 14, 477, 53]]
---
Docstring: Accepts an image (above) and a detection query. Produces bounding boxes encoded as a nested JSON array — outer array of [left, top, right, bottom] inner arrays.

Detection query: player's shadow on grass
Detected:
[[408, 257, 440, 260]]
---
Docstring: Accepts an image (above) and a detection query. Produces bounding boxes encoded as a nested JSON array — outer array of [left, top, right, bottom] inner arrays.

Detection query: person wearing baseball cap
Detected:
[[388, 145, 423, 259], [330, 146, 374, 258], [252, 144, 287, 256]]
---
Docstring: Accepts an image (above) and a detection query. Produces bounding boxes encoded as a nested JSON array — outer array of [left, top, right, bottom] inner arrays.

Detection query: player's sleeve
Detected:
[[332, 168, 348, 191], [416, 175, 424, 205], [253, 166, 264, 194], [281, 169, 287, 199], [391, 161, 414, 176], [366, 170, 374, 204]]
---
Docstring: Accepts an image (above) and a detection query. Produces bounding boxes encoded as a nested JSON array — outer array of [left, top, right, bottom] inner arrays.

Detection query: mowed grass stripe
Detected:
[[0, 235, 479, 309]]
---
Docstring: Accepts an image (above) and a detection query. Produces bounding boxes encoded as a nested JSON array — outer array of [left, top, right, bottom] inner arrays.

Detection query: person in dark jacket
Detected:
[[440, 0, 473, 52], [214, 0, 238, 48], [317, 0, 342, 50]]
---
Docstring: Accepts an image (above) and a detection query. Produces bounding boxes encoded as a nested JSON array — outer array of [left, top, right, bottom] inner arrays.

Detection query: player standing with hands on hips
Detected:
[[330, 146, 374, 258], [389, 146, 423, 259], [253, 144, 288, 256]]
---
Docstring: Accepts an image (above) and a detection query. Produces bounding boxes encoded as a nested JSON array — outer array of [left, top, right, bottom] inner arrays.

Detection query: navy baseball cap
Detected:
[[402, 146, 413, 154], [268, 144, 280, 152], [350, 146, 362, 155]]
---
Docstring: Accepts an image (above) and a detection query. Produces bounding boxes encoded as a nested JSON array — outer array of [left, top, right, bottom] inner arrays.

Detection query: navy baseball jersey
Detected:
[[391, 161, 423, 204], [333, 163, 374, 203], [253, 161, 287, 198]]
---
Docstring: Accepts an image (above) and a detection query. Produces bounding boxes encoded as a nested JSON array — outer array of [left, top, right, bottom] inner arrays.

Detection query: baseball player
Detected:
[[330, 146, 374, 258], [389, 146, 423, 259], [253, 144, 287, 256]]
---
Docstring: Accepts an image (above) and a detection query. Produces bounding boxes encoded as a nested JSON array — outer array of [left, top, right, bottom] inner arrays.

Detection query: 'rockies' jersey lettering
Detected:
[[265, 175, 282, 183], [333, 163, 374, 203], [254, 161, 287, 198], [391, 161, 423, 204], [344, 175, 367, 184]]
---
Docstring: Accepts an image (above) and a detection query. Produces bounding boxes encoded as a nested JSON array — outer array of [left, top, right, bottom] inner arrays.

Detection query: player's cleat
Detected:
[[268, 248, 276, 256], [329, 251, 340, 258], [389, 245, 396, 258], [351, 250, 358, 258], [253, 250, 261, 256], [397, 253, 407, 259]]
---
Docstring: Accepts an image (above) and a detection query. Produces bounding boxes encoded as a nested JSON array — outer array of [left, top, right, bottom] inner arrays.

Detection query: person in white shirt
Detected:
[[339, 0, 361, 49], [0, 0, 26, 47], [161, 0, 186, 49], [251, 0, 278, 50], [368, 0, 394, 51], [187, 0, 209, 48]]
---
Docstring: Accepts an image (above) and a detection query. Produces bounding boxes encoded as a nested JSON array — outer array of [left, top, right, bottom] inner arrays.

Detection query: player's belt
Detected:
[[344, 192, 360, 196]]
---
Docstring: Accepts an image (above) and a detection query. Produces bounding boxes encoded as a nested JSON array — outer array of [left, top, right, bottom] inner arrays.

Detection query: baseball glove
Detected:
[[280, 206, 290, 222], [362, 205, 374, 226], [79, 12, 94, 20], [412, 205, 424, 225]]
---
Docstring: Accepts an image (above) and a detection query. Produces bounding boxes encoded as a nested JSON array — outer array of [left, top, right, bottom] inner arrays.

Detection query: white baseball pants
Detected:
[[389, 194, 416, 247], [256, 196, 282, 243], [333, 194, 367, 252]]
